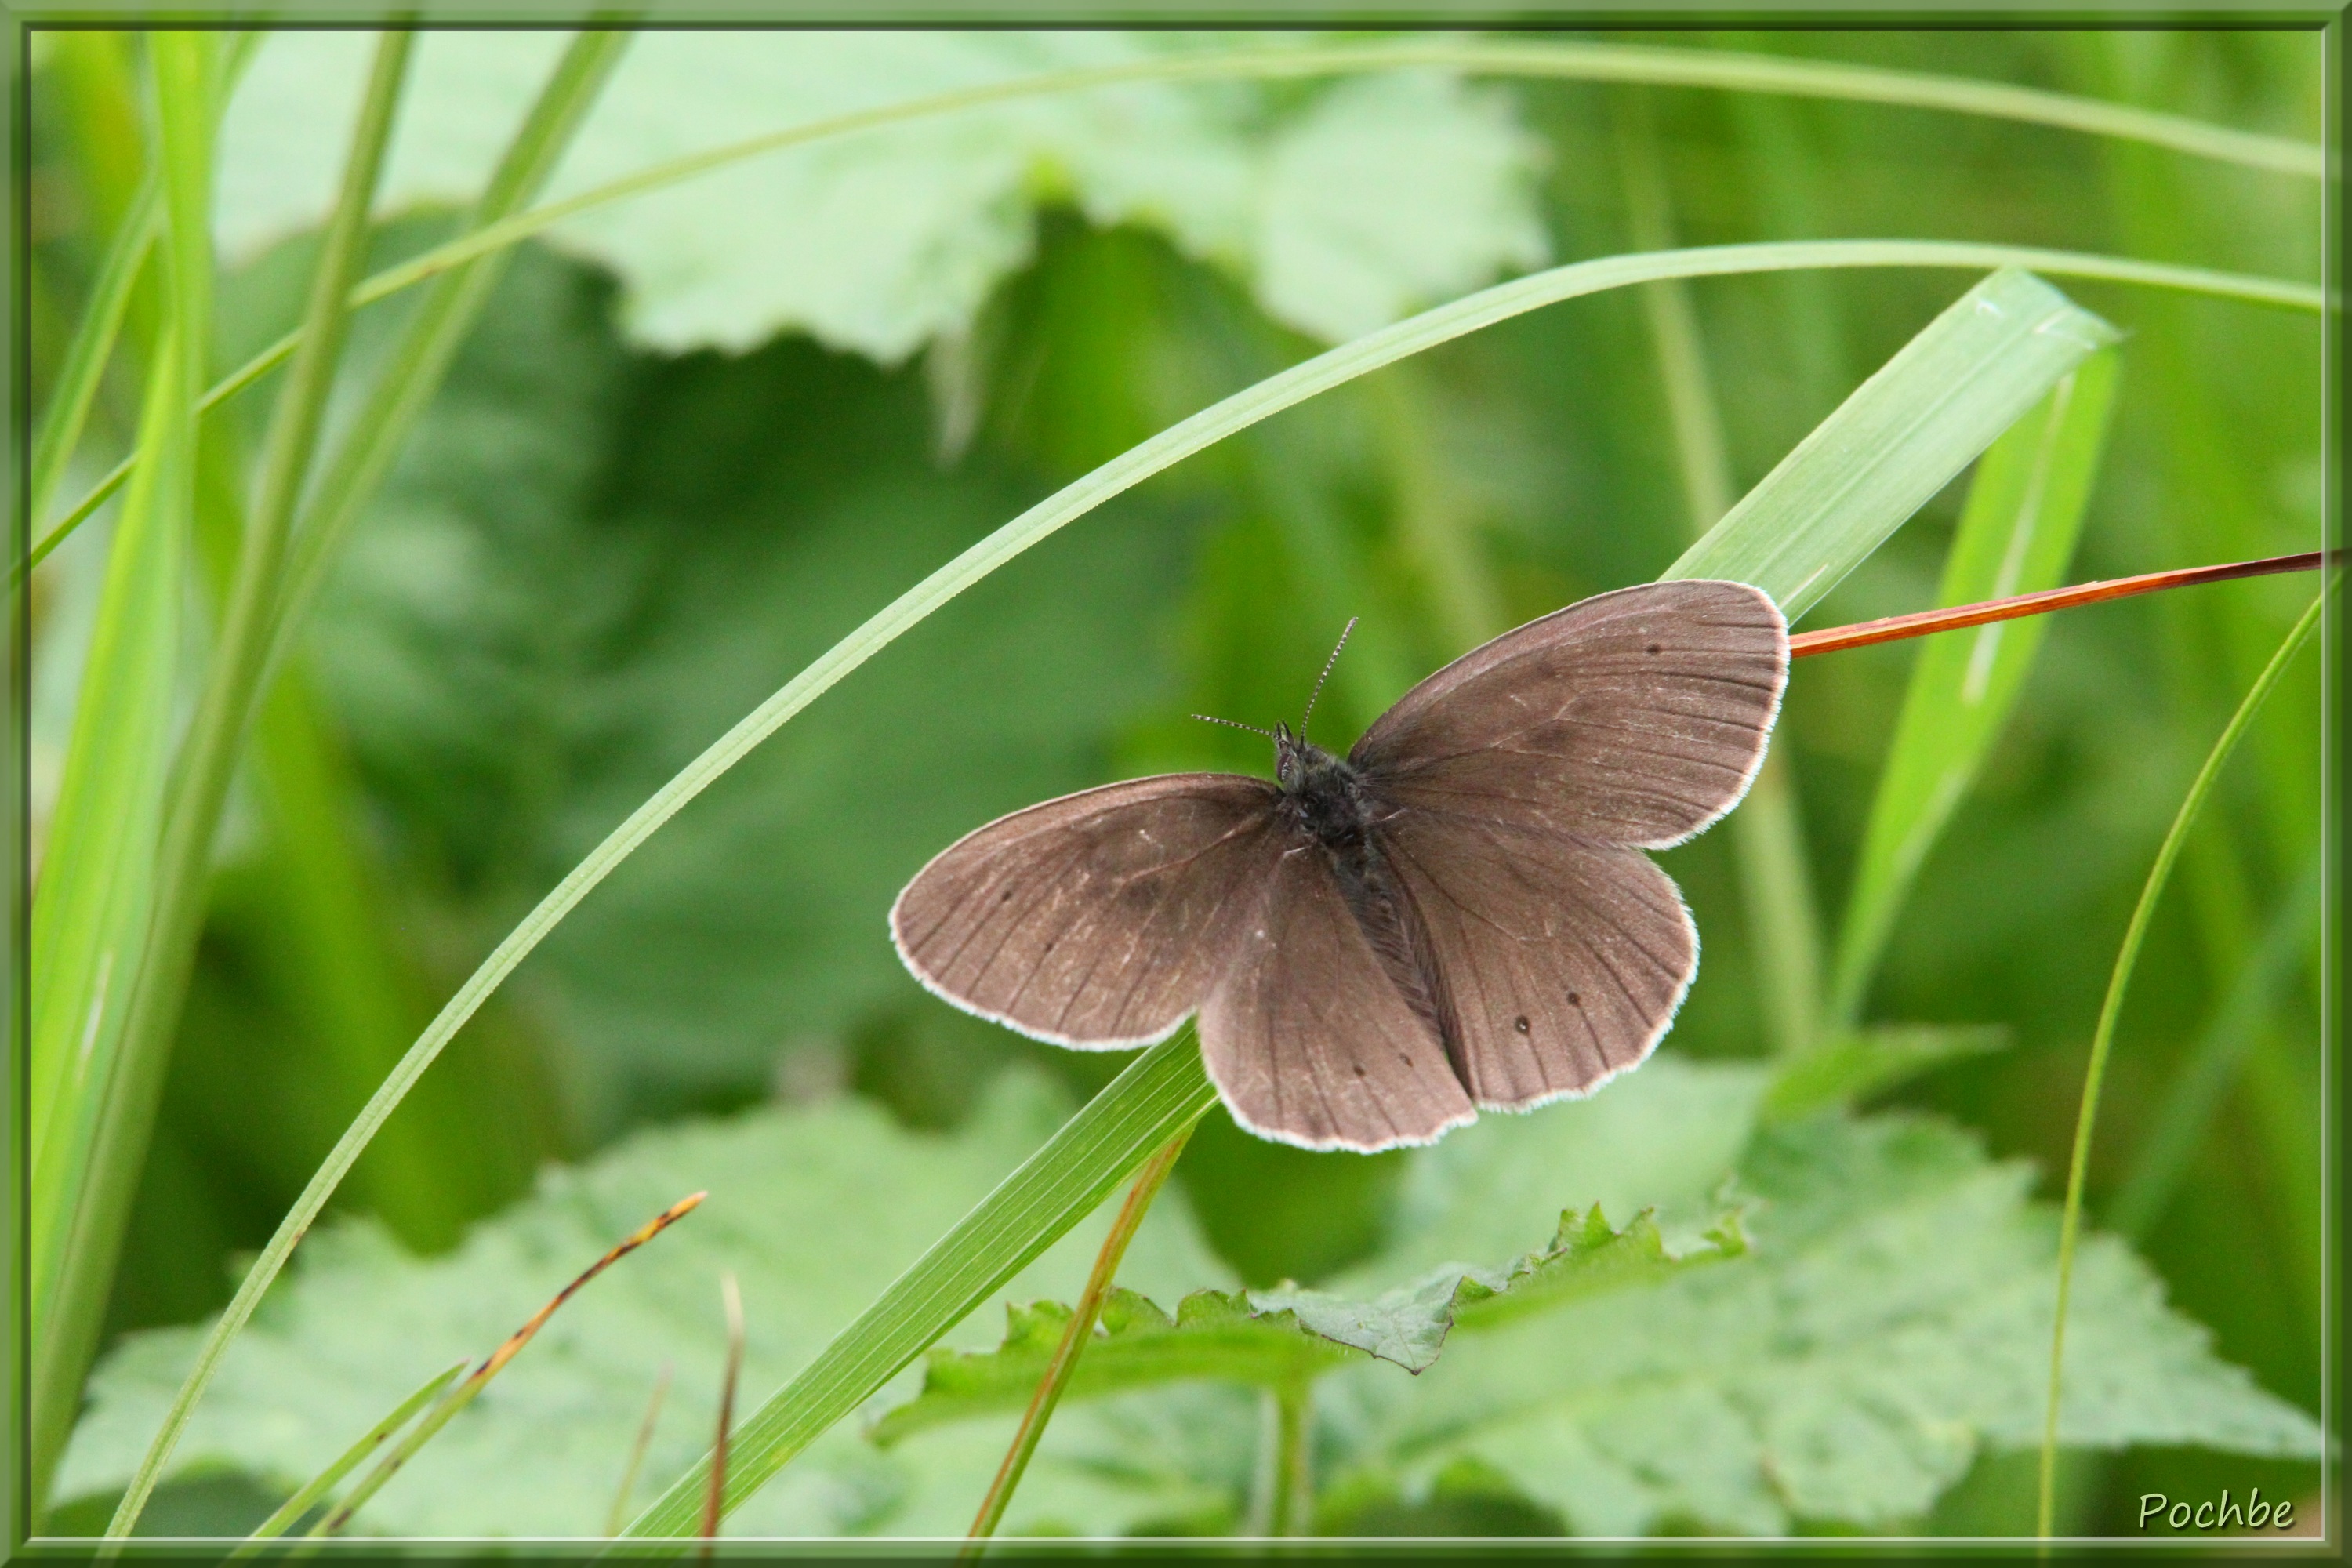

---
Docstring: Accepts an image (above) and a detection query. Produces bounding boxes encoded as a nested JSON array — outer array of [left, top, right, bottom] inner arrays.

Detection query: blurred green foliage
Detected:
[[28, 27, 2321, 1536]]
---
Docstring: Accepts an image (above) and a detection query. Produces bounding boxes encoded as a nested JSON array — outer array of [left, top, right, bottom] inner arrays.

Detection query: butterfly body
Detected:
[[891, 580, 1790, 1152]]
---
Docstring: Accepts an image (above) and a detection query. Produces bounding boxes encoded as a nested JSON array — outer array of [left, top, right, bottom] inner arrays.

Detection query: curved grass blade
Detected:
[[2037, 586, 2327, 1537], [2111, 861, 2321, 1240], [209, 35, 2331, 339], [27, 235, 2321, 579], [1827, 349, 2119, 1027], [132, 250, 2134, 1541], [227, 1360, 464, 1552]]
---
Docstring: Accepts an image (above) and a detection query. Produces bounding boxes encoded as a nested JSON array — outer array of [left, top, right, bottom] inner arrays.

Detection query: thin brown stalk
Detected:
[[312, 1191, 704, 1537], [964, 1128, 1196, 1550], [1789, 550, 2326, 659], [702, 1272, 745, 1549]]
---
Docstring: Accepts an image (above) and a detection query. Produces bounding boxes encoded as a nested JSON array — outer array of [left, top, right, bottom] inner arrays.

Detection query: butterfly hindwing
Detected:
[[891, 775, 1283, 1047], [1378, 811, 1697, 1109], [1199, 843, 1475, 1150], [1351, 579, 1787, 848]]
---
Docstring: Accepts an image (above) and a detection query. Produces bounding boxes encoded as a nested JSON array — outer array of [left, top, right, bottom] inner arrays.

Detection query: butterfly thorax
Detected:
[[1272, 722, 1377, 849]]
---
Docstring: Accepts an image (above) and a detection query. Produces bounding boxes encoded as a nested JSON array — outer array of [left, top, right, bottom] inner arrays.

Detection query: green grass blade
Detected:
[[2109, 857, 2321, 1242], [114, 245, 2201, 1540], [1664, 269, 2119, 619], [28, 238, 2318, 579], [622, 1031, 1221, 1538], [27, 172, 158, 540], [27, 325, 186, 1338], [1826, 349, 2121, 1027], [263, 29, 630, 681], [28, 28, 220, 1505], [229, 1361, 464, 1550], [2036, 586, 2326, 1538], [66, 37, 414, 1537], [96, 31, 630, 1541]]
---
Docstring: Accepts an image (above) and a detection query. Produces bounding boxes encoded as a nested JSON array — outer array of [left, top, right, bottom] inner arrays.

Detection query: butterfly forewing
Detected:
[[1379, 812, 1696, 1109], [1352, 580, 1787, 848], [1199, 844, 1475, 1150], [891, 774, 1283, 1047]]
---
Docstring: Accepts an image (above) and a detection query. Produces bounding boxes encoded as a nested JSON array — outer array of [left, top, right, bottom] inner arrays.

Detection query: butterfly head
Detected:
[[1272, 720, 1312, 788]]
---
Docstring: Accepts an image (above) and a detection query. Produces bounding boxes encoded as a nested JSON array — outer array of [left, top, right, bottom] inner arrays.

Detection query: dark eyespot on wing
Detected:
[[1377, 810, 1697, 1111], [1199, 845, 1474, 1152], [891, 774, 1283, 1048], [1350, 579, 1788, 849]]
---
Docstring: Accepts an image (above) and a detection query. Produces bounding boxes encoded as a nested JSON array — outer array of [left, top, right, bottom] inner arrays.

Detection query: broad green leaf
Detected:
[[870, 1289, 1360, 1446], [873, 1204, 1743, 1446], [1665, 269, 2118, 619], [1760, 1024, 2010, 1123], [62, 1054, 2314, 1537], [56, 1069, 1230, 1537], [216, 33, 1548, 358], [1318, 1095, 2324, 1535], [1828, 349, 2120, 1025]]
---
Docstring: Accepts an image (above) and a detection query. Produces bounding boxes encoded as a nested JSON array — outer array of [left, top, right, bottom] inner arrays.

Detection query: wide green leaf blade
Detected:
[[1825, 350, 2120, 1024], [1325, 1091, 2325, 1535], [873, 1202, 1744, 1447], [1665, 268, 2118, 619], [869, 1288, 1362, 1446], [57, 1069, 1227, 1537]]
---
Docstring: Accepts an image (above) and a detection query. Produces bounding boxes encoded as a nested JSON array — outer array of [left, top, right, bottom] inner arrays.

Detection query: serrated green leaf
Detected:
[[56, 1069, 1230, 1537], [873, 1203, 1743, 1448], [1325, 1103, 2324, 1536], [1665, 269, 2117, 619], [870, 1289, 1356, 1448], [1265, 1205, 1744, 1371], [217, 33, 1548, 358], [61, 1054, 2314, 1538], [1828, 349, 2120, 1024], [1760, 1024, 2010, 1123]]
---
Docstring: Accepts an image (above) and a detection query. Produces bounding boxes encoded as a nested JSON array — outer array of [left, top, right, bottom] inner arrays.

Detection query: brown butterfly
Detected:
[[891, 579, 1788, 1152]]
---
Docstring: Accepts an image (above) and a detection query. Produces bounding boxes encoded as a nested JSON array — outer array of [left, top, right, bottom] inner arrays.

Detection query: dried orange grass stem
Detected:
[[1789, 550, 2325, 659]]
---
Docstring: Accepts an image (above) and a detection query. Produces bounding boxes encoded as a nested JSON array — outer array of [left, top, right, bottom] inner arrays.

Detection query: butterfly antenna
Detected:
[[1190, 713, 1277, 739], [1300, 617, 1358, 740]]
